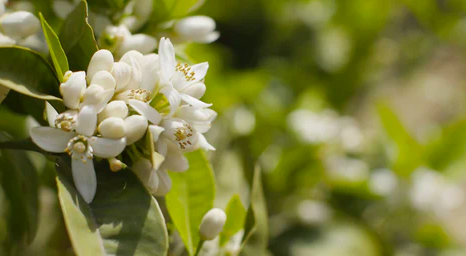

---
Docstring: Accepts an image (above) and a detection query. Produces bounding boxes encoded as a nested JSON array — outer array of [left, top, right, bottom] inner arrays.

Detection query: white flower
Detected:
[[199, 208, 227, 240], [124, 115, 148, 145], [173, 16, 219, 44], [31, 105, 126, 203], [98, 100, 129, 122], [100, 24, 157, 57], [0, 11, 40, 40], [52, 0, 79, 19]]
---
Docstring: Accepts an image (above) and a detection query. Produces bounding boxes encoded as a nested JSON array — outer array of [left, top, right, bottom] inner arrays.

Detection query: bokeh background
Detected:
[[3, 0, 466, 255]]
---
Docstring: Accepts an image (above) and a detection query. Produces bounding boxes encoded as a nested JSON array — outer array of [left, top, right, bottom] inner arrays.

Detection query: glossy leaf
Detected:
[[219, 194, 246, 246], [40, 13, 69, 82], [0, 132, 39, 250], [56, 157, 169, 256], [161, 0, 204, 18], [58, 0, 98, 71], [0, 47, 60, 101], [240, 167, 268, 256], [166, 150, 216, 256]]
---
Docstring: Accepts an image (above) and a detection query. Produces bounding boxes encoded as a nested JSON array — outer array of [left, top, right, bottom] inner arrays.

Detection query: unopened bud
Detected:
[[60, 71, 86, 109], [0, 11, 40, 40], [98, 100, 129, 122], [199, 208, 226, 240], [87, 49, 114, 83], [109, 158, 126, 172], [98, 117, 125, 139], [124, 115, 148, 145]]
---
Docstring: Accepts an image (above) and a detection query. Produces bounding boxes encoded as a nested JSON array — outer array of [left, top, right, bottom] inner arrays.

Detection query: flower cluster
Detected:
[[31, 38, 216, 203], [0, 0, 40, 46]]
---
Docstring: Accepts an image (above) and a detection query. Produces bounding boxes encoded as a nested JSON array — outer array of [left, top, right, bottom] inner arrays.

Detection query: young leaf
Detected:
[[39, 13, 69, 82], [162, 0, 204, 18], [0, 132, 39, 249], [56, 157, 169, 256], [166, 150, 216, 256], [219, 195, 246, 246], [58, 0, 98, 71], [240, 167, 268, 255], [0, 47, 60, 101]]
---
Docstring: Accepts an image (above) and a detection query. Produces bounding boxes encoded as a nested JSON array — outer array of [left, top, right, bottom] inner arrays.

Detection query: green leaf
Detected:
[[0, 132, 39, 249], [161, 0, 204, 18], [39, 13, 69, 82], [240, 167, 268, 256], [219, 195, 246, 246], [166, 150, 216, 256], [58, 0, 98, 71], [56, 157, 169, 256], [0, 47, 60, 101], [377, 103, 424, 176], [0, 85, 9, 104]]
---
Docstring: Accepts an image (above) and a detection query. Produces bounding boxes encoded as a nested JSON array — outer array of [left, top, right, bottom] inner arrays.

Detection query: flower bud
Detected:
[[0, 11, 40, 40], [109, 158, 125, 172], [153, 169, 172, 196], [60, 71, 86, 109], [90, 70, 116, 90], [124, 115, 148, 145], [149, 125, 164, 142], [98, 117, 125, 139], [111, 62, 132, 91], [98, 100, 128, 122], [173, 16, 219, 43], [120, 50, 143, 90], [199, 208, 227, 240], [81, 84, 114, 113], [87, 49, 114, 83], [117, 34, 157, 57]]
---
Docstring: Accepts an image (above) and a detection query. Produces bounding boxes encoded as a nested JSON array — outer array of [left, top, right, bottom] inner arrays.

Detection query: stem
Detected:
[[194, 240, 205, 256]]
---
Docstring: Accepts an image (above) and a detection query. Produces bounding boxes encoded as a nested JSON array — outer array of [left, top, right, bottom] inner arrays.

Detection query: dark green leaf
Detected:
[[219, 194, 246, 246], [0, 46, 60, 101], [240, 167, 268, 256], [166, 150, 216, 256], [56, 157, 169, 256], [58, 0, 99, 71], [40, 13, 69, 82], [0, 132, 39, 249]]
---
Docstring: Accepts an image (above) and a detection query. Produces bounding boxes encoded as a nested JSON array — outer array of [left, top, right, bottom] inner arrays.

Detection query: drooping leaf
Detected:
[[240, 167, 268, 256], [166, 150, 216, 256], [0, 47, 60, 101], [0, 132, 39, 250], [58, 0, 98, 71], [40, 13, 69, 81], [219, 194, 246, 246], [56, 157, 169, 256], [377, 103, 424, 176]]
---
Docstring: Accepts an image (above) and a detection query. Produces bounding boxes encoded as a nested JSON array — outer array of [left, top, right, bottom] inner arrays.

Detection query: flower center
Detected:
[[130, 89, 151, 102], [174, 123, 194, 150], [65, 135, 93, 163], [175, 62, 195, 82], [55, 112, 76, 132]]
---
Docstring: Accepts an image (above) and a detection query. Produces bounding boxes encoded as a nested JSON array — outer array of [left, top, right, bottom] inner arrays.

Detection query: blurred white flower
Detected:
[[173, 16, 220, 44], [199, 208, 227, 240], [325, 156, 369, 183], [288, 109, 340, 144], [100, 24, 157, 57], [0, 11, 40, 40], [368, 168, 398, 196], [297, 200, 332, 224]]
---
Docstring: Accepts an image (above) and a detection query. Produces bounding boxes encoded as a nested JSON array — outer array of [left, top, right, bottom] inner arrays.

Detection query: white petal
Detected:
[[117, 34, 157, 56], [161, 152, 189, 172], [128, 99, 161, 125], [87, 50, 114, 83], [98, 117, 125, 139], [81, 85, 114, 113], [0, 11, 40, 40], [132, 158, 158, 192], [180, 93, 212, 108], [160, 85, 180, 117], [76, 105, 97, 137], [90, 71, 116, 90], [111, 62, 132, 92], [60, 71, 86, 109], [98, 100, 128, 122], [181, 82, 206, 99], [45, 101, 58, 127], [149, 125, 164, 142], [90, 137, 126, 158], [72, 158, 96, 203], [52, 0, 75, 19], [176, 105, 212, 122], [147, 170, 159, 194], [30, 127, 74, 153], [120, 51, 143, 90], [124, 115, 148, 145], [192, 122, 212, 133], [189, 62, 208, 83], [156, 138, 168, 156], [0, 33, 15, 46], [158, 37, 175, 82], [174, 16, 215, 38], [198, 133, 215, 151], [193, 31, 220, 44], [153, 169, 172, 196], [140, 54, 159, 92]]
